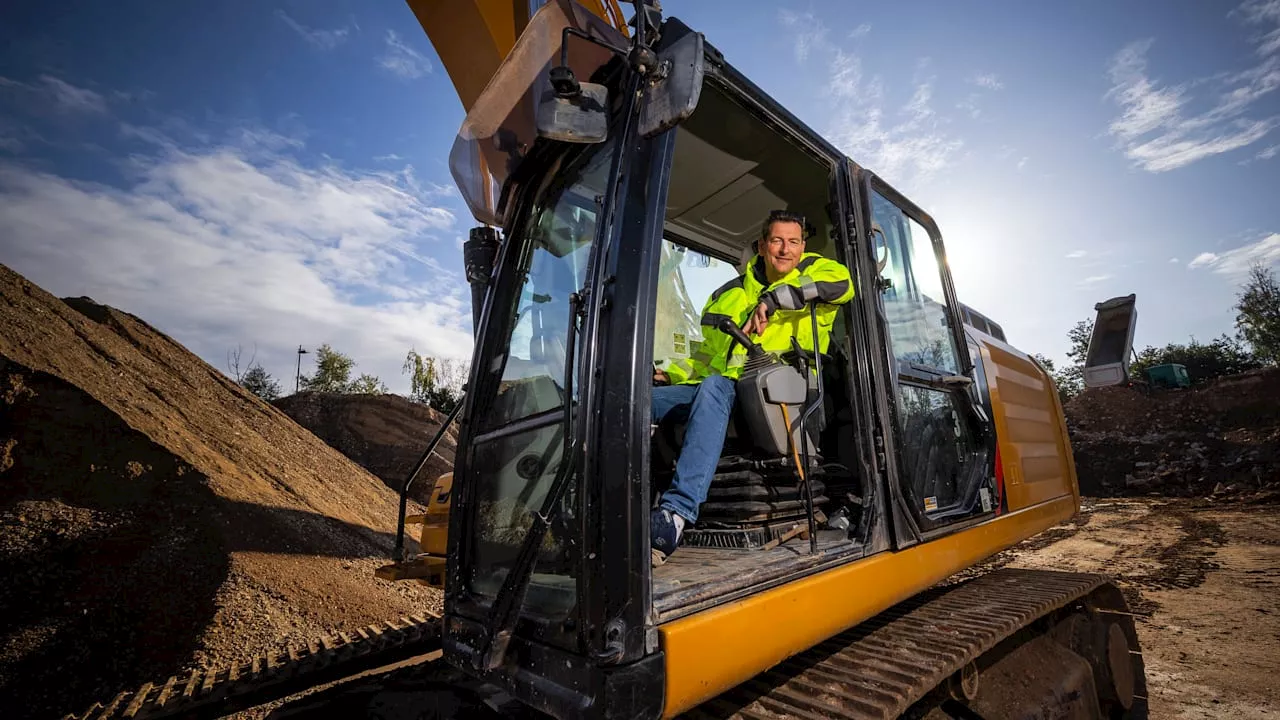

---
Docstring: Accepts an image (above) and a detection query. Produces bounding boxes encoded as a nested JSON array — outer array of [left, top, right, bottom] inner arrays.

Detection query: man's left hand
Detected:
[[742, 302, 769, 337]]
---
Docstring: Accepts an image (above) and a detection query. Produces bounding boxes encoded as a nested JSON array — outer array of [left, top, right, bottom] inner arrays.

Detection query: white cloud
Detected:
[[1066, 250, 1087, 259], [379, 30, 432, 79], [1189, 251, 1220, 268], [970, 73, 1004, 90], [1258, 143, 1280, 159], [1170, 257, 1181, 263], [1079, 274, 1112, 285], [1105, 2, 1280, 172], [0, 125, 472, 396], [1017, 156, 1029, 171], [781, 17, 962, 187], [779, 10, 831, 63], [849, 24, 872, 40], [1187, 233, 1280, 275], [0, 75, 106, 114], [275, 10, 351, 51], [374, 153, 405, 162]]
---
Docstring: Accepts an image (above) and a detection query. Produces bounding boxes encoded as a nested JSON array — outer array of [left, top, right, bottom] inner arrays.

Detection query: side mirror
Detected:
[[536, 66, 609, 144], [640, 30, 705, 137]]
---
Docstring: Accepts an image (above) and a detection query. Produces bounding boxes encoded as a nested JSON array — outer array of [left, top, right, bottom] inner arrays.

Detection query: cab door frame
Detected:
[[849, 168, 995, 547]]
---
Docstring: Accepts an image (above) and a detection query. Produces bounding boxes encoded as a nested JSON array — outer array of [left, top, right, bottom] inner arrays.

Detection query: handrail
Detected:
[[393, 397, 465, 562]]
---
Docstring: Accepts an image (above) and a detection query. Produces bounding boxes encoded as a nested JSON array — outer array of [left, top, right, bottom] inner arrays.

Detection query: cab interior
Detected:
[[648, 80, 871, 621]]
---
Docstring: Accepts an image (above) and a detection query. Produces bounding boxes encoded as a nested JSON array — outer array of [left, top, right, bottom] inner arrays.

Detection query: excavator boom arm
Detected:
[[404, 0, 629, 114]]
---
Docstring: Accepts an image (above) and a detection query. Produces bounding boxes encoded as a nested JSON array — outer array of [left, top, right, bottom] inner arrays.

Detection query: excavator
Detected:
[[69, 2, 1148, 718]]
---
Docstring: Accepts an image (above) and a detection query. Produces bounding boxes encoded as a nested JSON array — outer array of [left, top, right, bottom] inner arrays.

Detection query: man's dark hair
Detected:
[[760, 209, 811, 240]]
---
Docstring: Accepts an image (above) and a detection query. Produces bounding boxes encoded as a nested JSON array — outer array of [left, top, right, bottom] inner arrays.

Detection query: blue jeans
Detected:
[[652, 375, 736, 524]]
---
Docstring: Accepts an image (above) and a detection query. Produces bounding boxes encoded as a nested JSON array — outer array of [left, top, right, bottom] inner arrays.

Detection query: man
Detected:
[[650, 209, 855, 566]]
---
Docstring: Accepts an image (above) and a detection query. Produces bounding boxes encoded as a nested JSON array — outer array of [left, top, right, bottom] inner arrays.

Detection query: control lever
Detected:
[[717, 317, 765, 359]]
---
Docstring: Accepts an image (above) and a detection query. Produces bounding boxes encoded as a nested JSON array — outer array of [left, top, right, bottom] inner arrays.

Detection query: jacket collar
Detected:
[[746, 251, 820, 292]]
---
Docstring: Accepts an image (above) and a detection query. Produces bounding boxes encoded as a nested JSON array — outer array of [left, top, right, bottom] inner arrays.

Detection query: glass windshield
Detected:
[[870, 191, 960, 374], [449, 0, 625, 226], [653, 239, 740, 369], [465, 137, 616, 625], [486, 143, 614, 429]]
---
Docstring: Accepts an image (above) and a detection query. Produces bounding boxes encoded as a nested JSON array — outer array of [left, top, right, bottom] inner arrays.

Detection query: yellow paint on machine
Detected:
[[405, 0, 628, 115], [659, 495, 1079, 718], [977, 337, 1080, 512]]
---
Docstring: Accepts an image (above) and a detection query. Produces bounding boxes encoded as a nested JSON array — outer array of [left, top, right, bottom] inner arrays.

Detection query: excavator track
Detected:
[[685, 568, 1148, 719], [64, 614, 441, 720]]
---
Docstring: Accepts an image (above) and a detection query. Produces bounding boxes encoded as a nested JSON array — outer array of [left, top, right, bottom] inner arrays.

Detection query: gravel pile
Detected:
[[0, 263, 440, 718]]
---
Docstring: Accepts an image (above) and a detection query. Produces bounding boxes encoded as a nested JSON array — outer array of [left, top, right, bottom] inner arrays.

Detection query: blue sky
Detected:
[[1, 0, 1278, 394]]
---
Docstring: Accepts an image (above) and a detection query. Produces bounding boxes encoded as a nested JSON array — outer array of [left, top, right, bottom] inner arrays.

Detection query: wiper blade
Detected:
[[478, 290, 584, 671]]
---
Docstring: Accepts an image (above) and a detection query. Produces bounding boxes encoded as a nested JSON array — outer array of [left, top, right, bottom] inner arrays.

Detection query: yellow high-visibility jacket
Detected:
[[664, 252, 855, 385]]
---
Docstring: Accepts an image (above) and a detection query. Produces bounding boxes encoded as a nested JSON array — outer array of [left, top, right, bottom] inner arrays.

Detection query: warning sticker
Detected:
[[924, 496, 939, 512], [979, 487, 992, 513], [673, 332, 687, 356]]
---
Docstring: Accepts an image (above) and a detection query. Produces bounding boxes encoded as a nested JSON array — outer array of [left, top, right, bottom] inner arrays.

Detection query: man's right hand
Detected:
[[654, 368, 670, 385], [741, 301, 770, 337]]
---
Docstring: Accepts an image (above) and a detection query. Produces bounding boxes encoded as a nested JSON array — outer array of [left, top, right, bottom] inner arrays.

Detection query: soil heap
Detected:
[[1064, 367, 1280, 501], [272, 392, 457, 503], [0, 263, 439, 718]]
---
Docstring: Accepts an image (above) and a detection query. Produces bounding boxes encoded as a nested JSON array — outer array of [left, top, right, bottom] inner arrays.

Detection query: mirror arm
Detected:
[[559, 27, 630, 73]]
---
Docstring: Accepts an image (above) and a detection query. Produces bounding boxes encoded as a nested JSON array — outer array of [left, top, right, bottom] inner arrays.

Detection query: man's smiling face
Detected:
[[758, 219, 806, 277]]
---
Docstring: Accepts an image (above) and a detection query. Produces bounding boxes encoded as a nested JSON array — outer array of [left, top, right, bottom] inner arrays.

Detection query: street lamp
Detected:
[[296, 345, 308, 393]]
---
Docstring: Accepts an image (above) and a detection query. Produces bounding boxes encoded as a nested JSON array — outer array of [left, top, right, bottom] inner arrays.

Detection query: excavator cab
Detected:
[[390, 2, 1143, 719]]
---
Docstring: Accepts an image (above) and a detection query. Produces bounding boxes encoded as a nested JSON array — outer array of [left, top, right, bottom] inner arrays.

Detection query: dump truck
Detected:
[[70, 2, 1148, 718]]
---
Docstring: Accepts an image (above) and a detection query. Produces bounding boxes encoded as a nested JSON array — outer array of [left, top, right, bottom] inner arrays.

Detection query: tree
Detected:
[[1065, 319, 1094, 368], [348, 373, 389, 395], [1129, 334, 1261, 384], [403, 349, 468, 412], [241, 364, 282, 401], [226, 344, 256, 382], [1030, 353, 1081, 403], [301, 344, 356, 393], [1033, 318, 1093, 403], [1235, 262, 1280, 366]]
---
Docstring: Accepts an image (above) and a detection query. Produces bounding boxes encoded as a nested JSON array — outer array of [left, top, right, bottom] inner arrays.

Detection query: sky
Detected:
[[1, 0, 1278, 396]]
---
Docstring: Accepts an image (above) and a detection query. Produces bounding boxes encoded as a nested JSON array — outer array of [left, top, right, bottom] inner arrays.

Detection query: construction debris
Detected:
[[1065, 367, 1280, 502], [0, 264, 440, 719]]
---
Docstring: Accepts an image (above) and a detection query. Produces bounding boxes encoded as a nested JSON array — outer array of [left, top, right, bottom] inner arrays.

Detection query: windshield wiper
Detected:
[[478, 290, 584, 672]]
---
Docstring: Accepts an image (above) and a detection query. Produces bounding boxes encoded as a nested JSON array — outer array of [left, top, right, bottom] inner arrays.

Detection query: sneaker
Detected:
[[650, 507, 684, 567]]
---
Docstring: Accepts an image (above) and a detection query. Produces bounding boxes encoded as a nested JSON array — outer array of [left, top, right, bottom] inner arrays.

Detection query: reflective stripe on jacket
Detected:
[[664, 252, 855, 385]]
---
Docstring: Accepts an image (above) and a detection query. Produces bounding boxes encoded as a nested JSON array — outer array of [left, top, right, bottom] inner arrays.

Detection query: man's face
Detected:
[[758, 220, 805, 277]]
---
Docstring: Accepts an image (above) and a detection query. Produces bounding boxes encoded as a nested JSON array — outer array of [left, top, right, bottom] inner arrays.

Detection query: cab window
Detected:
[[653, 239, 739, 370]]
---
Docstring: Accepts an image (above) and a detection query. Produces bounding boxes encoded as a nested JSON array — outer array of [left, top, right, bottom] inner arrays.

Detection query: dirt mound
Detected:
[[272, 393, 457, 502], [1065, 368, 1280, 500], [0, 264, 439, 718]]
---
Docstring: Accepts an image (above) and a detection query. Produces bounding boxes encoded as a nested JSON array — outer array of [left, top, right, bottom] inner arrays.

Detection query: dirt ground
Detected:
[[971, 497, 1280, 718]]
